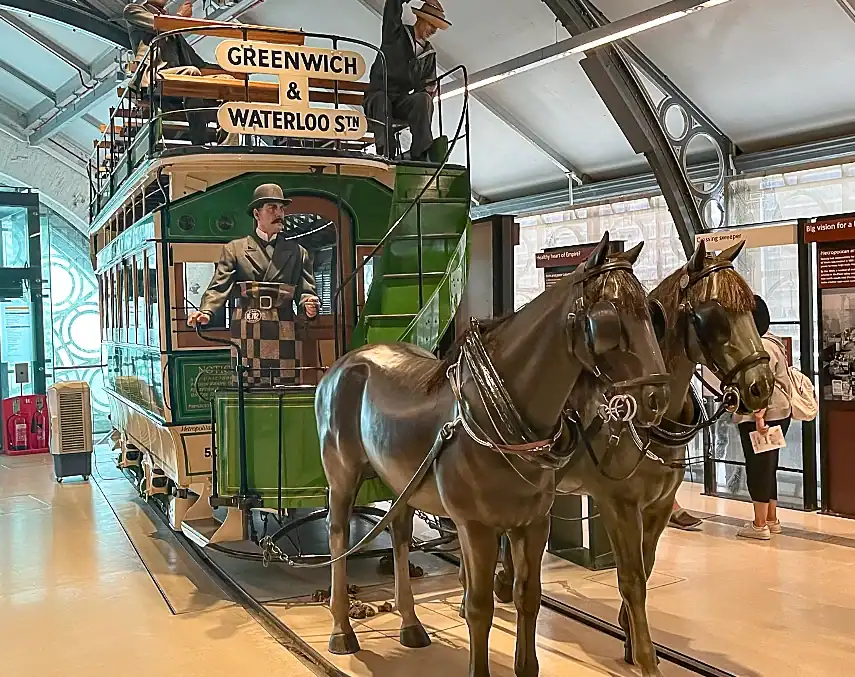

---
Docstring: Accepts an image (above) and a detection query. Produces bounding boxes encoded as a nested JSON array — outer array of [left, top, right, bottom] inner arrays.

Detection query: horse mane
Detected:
[[650, 254, 756, 355], [417, 262, 648, 393]]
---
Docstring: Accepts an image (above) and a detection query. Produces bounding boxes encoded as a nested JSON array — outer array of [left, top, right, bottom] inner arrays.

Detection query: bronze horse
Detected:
[[316, 232, 670, 676], [492, 240, 774, 677]]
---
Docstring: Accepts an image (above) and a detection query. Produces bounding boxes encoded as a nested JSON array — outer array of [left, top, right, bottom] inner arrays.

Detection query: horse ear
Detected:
[[719, 240, 745, 262], [687, 239, 706, 274], [622, 241, 644, 265], [585, 231, 610, 271]]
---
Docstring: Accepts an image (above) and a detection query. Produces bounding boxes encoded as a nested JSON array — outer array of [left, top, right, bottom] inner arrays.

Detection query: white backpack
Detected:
[[767, 336, 817, 422]]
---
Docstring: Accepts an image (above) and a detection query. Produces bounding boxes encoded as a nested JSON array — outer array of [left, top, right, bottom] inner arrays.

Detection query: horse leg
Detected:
[[618, 494, 677, 668], [599, 500, 661, 677], [507, 516, 550, 677], [325, 456, 361, 655], [458, 521, 500, 677], [494, 533, 514, 603], [458, 554, 467, 619], [391, 506, 431, 648]]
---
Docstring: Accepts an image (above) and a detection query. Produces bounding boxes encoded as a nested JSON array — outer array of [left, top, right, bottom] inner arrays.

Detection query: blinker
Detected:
[[649, 299, 667, 343], [692, 300, 731, 345], [586, 300, 623, 355]]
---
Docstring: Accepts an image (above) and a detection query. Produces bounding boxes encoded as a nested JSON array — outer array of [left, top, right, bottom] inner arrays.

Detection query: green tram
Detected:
[[90, 18, 471, 546]]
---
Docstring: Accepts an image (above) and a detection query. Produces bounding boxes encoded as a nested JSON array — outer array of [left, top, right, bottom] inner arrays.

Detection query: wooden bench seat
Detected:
[[152, 15, 305, 45], [156, 73, 367, 107]]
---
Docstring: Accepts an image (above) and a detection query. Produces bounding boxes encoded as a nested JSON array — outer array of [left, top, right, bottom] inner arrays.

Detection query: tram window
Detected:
[[141, 251, 149, 346], [148, 249, 159, 347], [136, 254, 147, 345], [116, 265, 125, 342], [183, 262, 228, 329], [125, 260, 135, 344], [313, 247, 335, 315]]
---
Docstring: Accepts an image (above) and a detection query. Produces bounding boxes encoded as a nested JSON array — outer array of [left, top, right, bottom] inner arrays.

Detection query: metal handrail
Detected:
[[332, 64, 471, 314], [88, 24, 391, 219]]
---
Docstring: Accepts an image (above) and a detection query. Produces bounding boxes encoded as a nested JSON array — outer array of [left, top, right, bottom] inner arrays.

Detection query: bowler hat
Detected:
[[247, 183, 292, 216], [413, 0, 451, 30]]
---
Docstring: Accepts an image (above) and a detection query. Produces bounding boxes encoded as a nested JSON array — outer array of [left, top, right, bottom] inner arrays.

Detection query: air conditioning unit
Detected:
[[47, 381, 93, 483]]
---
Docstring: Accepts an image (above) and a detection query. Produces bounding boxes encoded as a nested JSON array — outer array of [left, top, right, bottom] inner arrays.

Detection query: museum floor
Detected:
[[1, 447, 853, 677]]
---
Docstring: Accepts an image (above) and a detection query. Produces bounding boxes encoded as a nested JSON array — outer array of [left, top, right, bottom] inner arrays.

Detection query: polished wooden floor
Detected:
[[1, 446, 851, 676]]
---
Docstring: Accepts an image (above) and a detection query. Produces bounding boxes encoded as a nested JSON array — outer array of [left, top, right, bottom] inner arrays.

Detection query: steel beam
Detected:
[[580, 0, 731, 144], [0, 56, 56, 100], [25, 47, 120, 128], [0, 9, 92, 75], [29, 76, 116, 145], [542, 0, 704, 256], [352, 0, 586, 182], [0, 1, 131, 48], [470, 132, 855, 219]]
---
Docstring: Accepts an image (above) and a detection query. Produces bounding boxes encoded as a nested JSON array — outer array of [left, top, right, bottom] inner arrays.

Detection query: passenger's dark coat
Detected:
[[367, 0, 438, 98], [123, 2, 210, 89], [199, 234, 318, 319]]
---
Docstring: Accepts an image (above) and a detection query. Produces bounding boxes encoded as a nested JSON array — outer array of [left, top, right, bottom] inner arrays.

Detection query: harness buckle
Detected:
[[260, 295, 273, 310]]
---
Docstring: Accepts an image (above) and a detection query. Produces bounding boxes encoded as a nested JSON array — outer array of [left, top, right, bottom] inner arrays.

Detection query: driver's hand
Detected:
[[187, 311, 209, 327], [304, 298, 320, 319], [177, 1, 193, 17]]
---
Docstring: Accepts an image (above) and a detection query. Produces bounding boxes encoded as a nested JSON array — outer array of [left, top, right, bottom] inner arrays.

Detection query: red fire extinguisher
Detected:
[[8, 401, 28, 451], [31, 398, 47, 450]]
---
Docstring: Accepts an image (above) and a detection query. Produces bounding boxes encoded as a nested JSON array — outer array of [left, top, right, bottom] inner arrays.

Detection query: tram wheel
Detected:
[[56, 477, 63, 484], [82, 475, 89, 481]]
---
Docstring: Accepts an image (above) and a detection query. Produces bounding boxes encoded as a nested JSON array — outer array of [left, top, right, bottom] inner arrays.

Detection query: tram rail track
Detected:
[[186, 520, 734, 677], [111, 470, 732, 677]]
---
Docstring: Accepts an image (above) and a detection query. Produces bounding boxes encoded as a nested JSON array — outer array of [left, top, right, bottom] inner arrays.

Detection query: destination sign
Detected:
[[218, 103, 368, 139], [215, 40, 367, 81], [214, 40, 369, 141]]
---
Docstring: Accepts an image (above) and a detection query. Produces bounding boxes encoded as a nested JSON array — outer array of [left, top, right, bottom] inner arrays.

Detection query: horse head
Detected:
[[649, 239, 773, 413], [565, 232, 670, 428]]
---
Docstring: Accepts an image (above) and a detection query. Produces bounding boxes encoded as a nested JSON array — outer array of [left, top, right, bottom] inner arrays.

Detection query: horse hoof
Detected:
[[624, 646, 634, 665], [408, 562, 424, 578], [458, 603, 465, 619], [328, 631, 360, 655], [400, 624, 431, 648], [493, 573, 513, 604]]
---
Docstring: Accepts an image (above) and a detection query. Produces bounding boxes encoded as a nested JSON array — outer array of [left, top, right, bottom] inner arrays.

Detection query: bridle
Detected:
[[569, 256, 772, 480], [446, 257, 667, 473]]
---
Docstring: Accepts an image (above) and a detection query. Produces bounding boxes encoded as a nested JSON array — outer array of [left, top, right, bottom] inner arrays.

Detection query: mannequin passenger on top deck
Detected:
[[365, 0, 451, 161], [123, 0, 238, 146]]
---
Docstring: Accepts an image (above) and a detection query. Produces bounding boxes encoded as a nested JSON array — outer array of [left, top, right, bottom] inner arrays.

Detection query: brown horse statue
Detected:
[[315, 231, 671, 677], [492, 240, 774, 677]]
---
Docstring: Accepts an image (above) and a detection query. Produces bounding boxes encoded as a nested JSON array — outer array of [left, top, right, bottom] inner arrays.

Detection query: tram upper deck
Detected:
[[91, 18, 472, 496]]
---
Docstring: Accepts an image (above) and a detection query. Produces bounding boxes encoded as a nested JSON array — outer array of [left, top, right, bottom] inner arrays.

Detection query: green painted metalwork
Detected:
[[165, 171, 393, 243], [170, 350, 233, 424], [351, 165, 471, 351], [215, 389, 393, 507]]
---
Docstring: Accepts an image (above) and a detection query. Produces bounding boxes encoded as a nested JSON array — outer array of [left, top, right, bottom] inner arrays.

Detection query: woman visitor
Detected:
[[733, 296, 791, 540]]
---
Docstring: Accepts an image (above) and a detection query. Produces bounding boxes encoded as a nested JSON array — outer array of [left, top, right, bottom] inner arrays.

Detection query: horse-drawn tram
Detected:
[[91, 11, 773, 677]]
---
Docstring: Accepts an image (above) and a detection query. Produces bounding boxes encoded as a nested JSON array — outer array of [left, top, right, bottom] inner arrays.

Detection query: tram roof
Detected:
[[0, 0, 854, 206]]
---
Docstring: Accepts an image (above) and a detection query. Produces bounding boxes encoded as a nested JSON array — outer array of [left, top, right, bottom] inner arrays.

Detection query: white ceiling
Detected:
[[0, 0, 852, 203]]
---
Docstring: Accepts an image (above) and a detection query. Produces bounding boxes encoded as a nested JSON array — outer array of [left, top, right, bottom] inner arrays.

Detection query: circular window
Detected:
[[178, 214, 195, 231]]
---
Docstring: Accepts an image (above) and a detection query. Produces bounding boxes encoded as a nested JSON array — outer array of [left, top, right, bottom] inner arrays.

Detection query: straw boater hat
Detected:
[[247, 183, 292, 216], [413, 0, 451, 30]]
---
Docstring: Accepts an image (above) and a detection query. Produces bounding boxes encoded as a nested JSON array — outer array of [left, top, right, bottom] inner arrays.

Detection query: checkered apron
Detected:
[[231, 281, 300, 387]]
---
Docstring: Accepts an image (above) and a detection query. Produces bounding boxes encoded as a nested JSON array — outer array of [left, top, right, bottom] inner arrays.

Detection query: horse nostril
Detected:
[[648, 390, 659, 413]]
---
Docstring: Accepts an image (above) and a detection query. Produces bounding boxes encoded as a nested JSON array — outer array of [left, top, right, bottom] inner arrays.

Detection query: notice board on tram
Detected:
[[804, 215, 855, 517]]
